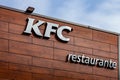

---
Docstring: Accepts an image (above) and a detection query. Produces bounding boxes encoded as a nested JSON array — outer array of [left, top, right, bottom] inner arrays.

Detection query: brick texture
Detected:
[[0, 7, 118, 80], [0, 39, 8, 51], [0, 21, 8, 32]]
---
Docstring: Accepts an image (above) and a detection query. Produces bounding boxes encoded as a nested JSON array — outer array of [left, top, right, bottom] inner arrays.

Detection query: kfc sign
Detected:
[[24, 18, 72, 42]]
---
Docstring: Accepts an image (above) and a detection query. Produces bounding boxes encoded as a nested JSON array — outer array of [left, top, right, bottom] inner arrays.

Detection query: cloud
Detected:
[[0, 0, 120, 33], [54, 0, 120, 33], [55, 0, 86, 21], [0, 0, 52, 15], [85, 0, 120, 32]]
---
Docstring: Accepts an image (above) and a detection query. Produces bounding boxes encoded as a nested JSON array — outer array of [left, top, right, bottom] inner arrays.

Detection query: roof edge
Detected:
[[0, 5, 120, 35]]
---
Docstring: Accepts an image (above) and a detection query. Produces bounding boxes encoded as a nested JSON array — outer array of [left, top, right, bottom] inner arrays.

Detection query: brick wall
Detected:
[[0, 7, 118, 80]]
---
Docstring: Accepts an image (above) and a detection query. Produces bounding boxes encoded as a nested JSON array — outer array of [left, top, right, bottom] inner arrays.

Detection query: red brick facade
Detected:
[[0, 7, 118, 80]]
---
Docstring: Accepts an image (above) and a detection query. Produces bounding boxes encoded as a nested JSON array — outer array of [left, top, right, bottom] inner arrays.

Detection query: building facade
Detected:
[[0, 6, 119, 80]]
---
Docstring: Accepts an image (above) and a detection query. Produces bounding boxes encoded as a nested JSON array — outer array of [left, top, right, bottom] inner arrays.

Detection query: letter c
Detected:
[[57, 26, 72, 42]]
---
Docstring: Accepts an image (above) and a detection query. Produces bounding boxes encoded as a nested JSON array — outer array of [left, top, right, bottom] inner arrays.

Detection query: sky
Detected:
[[0, 0, 120, 33]]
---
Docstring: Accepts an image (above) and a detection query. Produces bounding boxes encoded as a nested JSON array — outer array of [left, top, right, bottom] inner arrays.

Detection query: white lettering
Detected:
[[24, 17, 72, 42]]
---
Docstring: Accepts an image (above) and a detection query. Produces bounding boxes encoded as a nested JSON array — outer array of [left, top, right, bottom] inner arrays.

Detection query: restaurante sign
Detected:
[[67, 54, 117, 69]]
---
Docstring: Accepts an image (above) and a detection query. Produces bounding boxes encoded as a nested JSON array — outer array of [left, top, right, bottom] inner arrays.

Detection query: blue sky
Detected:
[[0, 0, 120, 33]]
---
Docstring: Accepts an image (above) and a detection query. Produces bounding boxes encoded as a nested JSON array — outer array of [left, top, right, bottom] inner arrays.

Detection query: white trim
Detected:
[[0, 5, 120, 35]]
